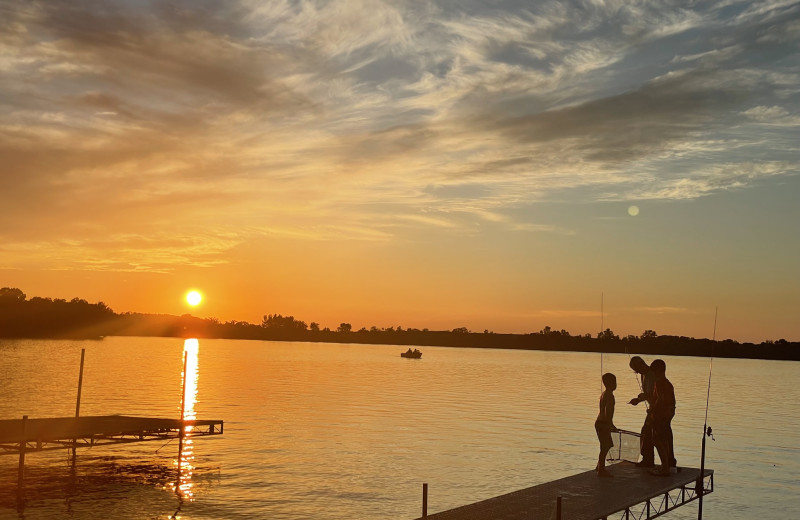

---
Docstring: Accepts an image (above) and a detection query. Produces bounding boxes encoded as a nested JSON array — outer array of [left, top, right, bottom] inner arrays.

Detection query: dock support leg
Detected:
[[556, 496, 562, 520], [422, 483, 428, 517], [18, 415, 28, 501], [73, 348, 85, 461]]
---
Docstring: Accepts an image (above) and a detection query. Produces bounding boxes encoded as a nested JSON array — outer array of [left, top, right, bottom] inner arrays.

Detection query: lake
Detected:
[[1, 337, 798, 519]]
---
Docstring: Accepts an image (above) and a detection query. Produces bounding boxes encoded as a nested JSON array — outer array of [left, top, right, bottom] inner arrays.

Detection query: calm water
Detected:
[[1, 337, 799, 519]]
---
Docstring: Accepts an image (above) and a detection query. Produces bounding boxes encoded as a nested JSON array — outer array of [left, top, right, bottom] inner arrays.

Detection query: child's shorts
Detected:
[[595, 423, 614, 451]]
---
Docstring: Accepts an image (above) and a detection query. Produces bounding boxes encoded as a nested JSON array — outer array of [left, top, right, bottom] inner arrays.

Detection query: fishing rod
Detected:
[[697, 307, 717, 520], [600, 292, 604, 393]]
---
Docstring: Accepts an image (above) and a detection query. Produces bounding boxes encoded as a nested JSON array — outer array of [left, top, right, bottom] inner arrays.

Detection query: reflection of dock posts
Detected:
[[176, 352, 188, 493], [18, 415, 28, 499], [73, 348, 86, 461], [422, 483, 428, 517]]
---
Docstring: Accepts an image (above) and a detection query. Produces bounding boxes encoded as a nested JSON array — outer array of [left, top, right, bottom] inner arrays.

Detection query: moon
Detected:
[[627, 205, 640, 217]]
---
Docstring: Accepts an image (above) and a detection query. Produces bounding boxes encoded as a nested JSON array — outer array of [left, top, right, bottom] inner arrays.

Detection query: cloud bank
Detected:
[[1, 0, 798, 270]]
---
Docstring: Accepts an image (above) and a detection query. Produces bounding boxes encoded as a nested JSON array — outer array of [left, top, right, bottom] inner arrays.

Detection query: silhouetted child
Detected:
[[595, 373, 618, 477]]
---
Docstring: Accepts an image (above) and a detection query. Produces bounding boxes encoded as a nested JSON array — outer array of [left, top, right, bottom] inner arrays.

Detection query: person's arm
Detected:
[[629, 392, 646, 405], [609, 396, 617, 431], [643, 373, 655, 404], [601, 395, 617, 430]]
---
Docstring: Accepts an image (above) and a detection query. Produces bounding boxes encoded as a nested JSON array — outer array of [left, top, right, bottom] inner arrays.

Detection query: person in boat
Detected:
[[595, 372, 618, 477], [406, 348, 413, 355], [650, 359, 676, 476], [628, 356, 656, 467], [413, 348, 420, 354]]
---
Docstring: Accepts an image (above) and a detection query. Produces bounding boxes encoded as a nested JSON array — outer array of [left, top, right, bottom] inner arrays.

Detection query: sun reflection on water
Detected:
[[170, 338, 199, 501]]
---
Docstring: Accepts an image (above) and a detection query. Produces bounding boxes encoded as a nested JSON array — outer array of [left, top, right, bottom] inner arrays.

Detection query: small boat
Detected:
[[400, 349, 422, 359]]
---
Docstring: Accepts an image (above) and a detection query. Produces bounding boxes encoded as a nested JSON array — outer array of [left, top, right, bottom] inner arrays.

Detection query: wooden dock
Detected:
[[415, 462, 713, 520], [0, 415, 223, 454]]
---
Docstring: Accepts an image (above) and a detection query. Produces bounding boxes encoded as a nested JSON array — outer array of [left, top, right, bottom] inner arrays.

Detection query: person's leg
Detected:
[[651, 416, 671, 475], [595, 425, 602, 471], [598, 446, 612, 476], [666, 413, 676, 467], [596, 425, 614, 476], [597, 448, 605, 471], [638, 413, 655, 466]]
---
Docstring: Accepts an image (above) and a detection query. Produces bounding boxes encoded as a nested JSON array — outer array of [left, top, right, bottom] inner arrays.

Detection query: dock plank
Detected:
[[415, 462, 713, 520], [0, 415, 223, 453]]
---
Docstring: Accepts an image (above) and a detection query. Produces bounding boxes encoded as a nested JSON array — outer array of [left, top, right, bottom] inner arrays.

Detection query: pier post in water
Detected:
[[18, 415, 28, 497], [422, 482, 428, 517], [73, 348, 86, 460]]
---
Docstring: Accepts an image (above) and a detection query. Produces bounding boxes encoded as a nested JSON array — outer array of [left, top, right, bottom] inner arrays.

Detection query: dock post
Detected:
[[422, 483, 428, 517], [556, 495, 562, 520], [697, 424, 710, 520], [18, 415, 28, 499], [73, 348, 86, 460]]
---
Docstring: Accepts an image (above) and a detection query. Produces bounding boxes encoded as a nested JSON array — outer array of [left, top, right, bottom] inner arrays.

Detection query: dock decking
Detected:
[[0, 415, 223, 454], [415, 462, 713, 520]]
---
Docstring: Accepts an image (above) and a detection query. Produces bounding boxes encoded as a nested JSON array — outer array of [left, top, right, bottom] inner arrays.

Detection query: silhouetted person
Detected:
[[650, 359, 676, 476], [628, 356, 656, 467], [595, 373, 618, 477]]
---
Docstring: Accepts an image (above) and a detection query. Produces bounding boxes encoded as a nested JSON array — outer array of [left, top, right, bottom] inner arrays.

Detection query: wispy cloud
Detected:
[[743, 105, 800, 126], [525, 309, 601, 320], [1, 0, 798, 270], [0, 231, 242, 272], [627, 306, 695, 315]]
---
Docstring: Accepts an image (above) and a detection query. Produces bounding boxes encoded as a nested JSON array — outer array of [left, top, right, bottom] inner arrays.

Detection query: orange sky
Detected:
[[1, 2, 799, 342]]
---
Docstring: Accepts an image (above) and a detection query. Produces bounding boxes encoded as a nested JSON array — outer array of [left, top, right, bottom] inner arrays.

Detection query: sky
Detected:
[[1, 0, 799, 342]]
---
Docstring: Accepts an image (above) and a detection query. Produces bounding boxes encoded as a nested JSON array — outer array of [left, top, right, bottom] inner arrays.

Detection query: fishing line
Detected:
[[600, 351, 603, 393], [703, 307, 717, 427], [600, 292, 604, 393], [624, 342, 644, 396], [156, 437, 176, 455]]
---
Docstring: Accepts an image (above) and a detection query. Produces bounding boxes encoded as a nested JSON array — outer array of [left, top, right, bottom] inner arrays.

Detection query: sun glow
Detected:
[[186, 290, 203, 306]]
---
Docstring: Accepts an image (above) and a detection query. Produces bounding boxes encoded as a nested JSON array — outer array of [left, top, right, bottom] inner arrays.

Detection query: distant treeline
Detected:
[[1, 287, 798, 361]]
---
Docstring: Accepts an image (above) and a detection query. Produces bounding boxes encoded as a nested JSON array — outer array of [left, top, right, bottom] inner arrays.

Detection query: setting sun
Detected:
[[186, 290, 203, 306]]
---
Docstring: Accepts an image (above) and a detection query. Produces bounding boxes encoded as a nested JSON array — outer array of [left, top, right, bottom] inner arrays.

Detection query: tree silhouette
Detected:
[[261, 314, 308, 331], [1, 286, 798, 361], [337, 323, 352, 333], [0, 287, 26, 301], [597, 328, 619, 341]]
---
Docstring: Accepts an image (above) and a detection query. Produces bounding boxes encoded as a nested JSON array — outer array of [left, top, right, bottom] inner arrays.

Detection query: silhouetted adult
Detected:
[[649, 359, 677, 475], [628, 356, 656, 467]]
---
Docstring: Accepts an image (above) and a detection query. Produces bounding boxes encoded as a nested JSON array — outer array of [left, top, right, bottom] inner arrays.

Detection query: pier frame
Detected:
[[414, 462, 714, 520], [612, 472, 713, 520], [1, 416, 223, 456]]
